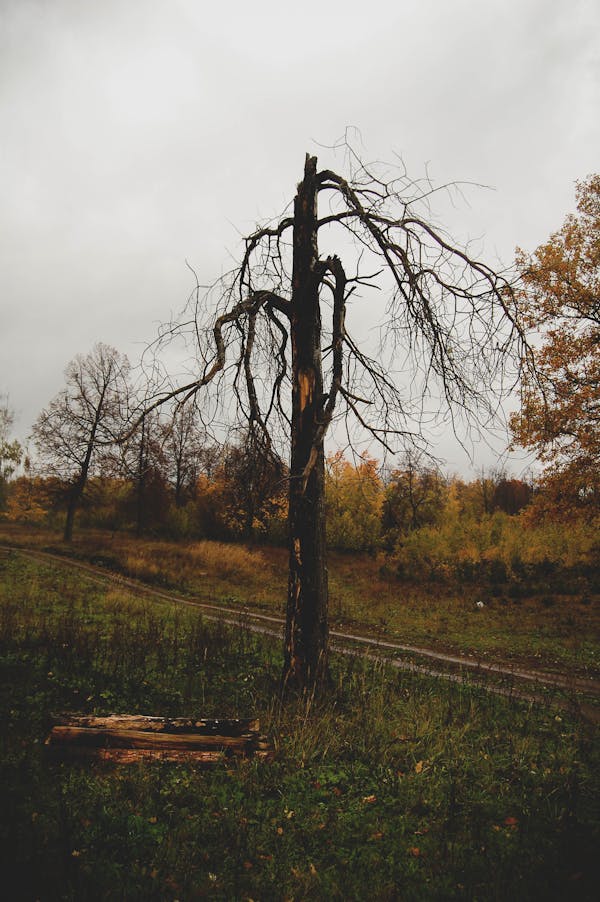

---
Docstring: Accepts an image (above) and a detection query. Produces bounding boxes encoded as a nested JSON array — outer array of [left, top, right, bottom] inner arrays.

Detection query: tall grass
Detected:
[[187, 540, 265, 582], [117, 539, 266, 589]]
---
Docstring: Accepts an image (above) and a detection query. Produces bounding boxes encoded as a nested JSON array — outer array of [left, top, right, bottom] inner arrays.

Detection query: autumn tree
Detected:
[[511, 174, 600, 519], [472, 466, 505, 516], [148, 147, 528, 690], [326, 452, 383, 552], [209, 432, 287, 542], [4, 456, 55, 525], [32, 343, 131, 541], [491, 477, 532, 515]]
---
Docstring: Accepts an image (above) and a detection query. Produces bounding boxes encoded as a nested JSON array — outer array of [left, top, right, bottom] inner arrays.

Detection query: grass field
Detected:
[[1, 548, 599, 900], [1, 523, 598, 678]]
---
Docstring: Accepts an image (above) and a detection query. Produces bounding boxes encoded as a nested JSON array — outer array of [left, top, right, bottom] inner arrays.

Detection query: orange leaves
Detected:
[[4, 475, 53, 524], [512, 173, 600, 519]]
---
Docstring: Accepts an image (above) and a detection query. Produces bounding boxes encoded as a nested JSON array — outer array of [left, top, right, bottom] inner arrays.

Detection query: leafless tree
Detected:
[[475, 465, 506, 516], [32, 343, 131, 541], [161, 403, 211, 508], [147, 146, 531, 691]]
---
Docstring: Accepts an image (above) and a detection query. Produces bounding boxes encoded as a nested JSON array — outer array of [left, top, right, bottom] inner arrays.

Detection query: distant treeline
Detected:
[[3, 447, 598, 595]]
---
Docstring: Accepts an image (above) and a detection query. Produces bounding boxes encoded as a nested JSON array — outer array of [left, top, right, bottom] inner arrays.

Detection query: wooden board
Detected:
[[45, 746, 274, 764], [51, 713, 260, 734]]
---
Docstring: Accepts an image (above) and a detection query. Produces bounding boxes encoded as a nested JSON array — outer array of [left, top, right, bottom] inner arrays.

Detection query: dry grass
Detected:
[[187, 540, 265, 582]]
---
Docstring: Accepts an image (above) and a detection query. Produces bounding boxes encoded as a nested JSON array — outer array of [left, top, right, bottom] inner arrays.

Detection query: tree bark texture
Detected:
[[63, 465, 88, 542], [283, 155, 329, 692]]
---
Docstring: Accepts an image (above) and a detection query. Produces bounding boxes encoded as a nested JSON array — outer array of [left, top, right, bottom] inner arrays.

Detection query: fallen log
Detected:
[[48, 726, 262, 750], [46, 746, 274, 764], [51, 713, 261, 735], [45, 714, 273, 764]]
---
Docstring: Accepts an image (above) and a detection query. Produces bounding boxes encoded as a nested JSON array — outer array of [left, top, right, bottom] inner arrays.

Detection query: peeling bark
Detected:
[[283, 155, 330, 692]]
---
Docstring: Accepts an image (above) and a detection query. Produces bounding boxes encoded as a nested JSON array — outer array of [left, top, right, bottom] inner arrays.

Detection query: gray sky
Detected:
[[1, 0, 598, 475]]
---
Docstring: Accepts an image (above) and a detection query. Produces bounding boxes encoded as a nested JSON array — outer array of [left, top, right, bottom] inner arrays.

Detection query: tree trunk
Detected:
[[63, 484, 80, 542], [174, 470, 183, 507], [283, 155, 330, 692], [63, 463, 90, 542], [135, 421, 147, 537], [62, 387, 106, 542]]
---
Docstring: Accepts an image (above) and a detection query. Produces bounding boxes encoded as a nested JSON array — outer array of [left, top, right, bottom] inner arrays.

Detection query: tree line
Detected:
[[2, 423, 596, 601], [3, 402, 532, 545]]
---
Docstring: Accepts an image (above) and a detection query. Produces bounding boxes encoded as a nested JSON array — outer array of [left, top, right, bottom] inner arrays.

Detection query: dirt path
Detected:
[[3, 544, 599, 720]]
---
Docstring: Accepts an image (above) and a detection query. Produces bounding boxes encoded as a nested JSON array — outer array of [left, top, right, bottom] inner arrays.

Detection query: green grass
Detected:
[[1, 552, 599, 900]]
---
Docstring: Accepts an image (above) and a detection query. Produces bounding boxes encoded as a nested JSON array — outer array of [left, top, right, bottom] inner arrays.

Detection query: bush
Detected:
[[388, 510, 599, 595]]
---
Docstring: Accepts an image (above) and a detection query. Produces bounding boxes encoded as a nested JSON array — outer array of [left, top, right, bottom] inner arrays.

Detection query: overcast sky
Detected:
[[1, 0, 598, 475]]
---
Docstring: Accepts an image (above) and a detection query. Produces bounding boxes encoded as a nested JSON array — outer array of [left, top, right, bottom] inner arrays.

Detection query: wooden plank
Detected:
[[46, 726, 261, 751], [46, 746, 229, 764], [52, 713, 260, 735], [46, 745, 274, 764]]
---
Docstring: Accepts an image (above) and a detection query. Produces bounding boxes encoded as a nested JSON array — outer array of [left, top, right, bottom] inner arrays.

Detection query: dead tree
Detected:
[[148, 148, 530, 692]]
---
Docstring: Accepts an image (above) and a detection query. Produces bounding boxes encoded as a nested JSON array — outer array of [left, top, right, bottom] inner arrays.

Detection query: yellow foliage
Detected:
[[326, 452, 384, 551], [3, 477, 51, 524], [390, 504, 599, 583]]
